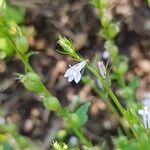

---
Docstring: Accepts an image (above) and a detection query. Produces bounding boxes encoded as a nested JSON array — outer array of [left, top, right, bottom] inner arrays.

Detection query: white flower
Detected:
[[97, 61, 107, 78], [138, 106, 150, 129], [64, 61, 87, 83]]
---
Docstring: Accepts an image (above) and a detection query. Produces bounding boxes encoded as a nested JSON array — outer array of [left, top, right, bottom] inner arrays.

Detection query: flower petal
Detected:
[[64, 67, 73, 77], [75, 61, 87, 71], [74, 72, 81, 83], [64, 61, 87, 83], [68, 75, 74, 82]]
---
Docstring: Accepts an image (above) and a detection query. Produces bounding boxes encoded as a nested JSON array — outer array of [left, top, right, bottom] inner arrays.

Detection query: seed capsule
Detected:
[[43, 97, 61, 112], [20, 72, 45, 93]]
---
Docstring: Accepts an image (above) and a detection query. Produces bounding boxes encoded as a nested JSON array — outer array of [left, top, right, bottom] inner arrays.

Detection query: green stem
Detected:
[[6, 32, 91, 147], [73, 128, 92, 147], [86, 64, 144, 150]]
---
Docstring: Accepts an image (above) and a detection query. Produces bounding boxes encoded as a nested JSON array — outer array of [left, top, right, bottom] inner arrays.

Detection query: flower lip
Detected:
[[64, 60, 87, 83]]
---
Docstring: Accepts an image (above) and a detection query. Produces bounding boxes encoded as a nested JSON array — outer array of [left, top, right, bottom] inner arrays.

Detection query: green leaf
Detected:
[[75, 102, 90, 127], [128, 76, 139, 91]]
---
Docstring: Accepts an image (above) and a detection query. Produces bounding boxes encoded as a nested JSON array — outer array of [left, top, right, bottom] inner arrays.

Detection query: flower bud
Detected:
[[107, 23, 119, 39], [99, 0, 108, 9], [117, 61, 128, 75], [53, 141, 62, 149], [43, 97, 61, 111], [15, 35, 29, 53], [101, 12, 111, 28], [53, 141, 68, 150], [20, 72, 45, 93], [104, 41, 118, 61], [58, 36, 79, 59], [66, 113, 80, 128], [91, 0, 108, 9]]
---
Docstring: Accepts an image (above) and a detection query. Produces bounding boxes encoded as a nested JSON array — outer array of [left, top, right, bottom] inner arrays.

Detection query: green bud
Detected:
[[43, 97, 61, 111], [56, 130, 67, 140], [53, 141, 62, 150], [58, 36, 79, 59], [20, 72, 45, 93], [68, 113, 80, 128], [65, 113, 80, 128], [107, 23, 119, 39], [91, 0, 108, 9], [99, 0, 108, 9], [101, 12, 111, 28], [105, 41, 118, 61], [109, 46, 118, 62], [53, 141, 68, 150], [15, 35, 29, 53], [99, 29, 107, 40], [117, 61, 128, 75]]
